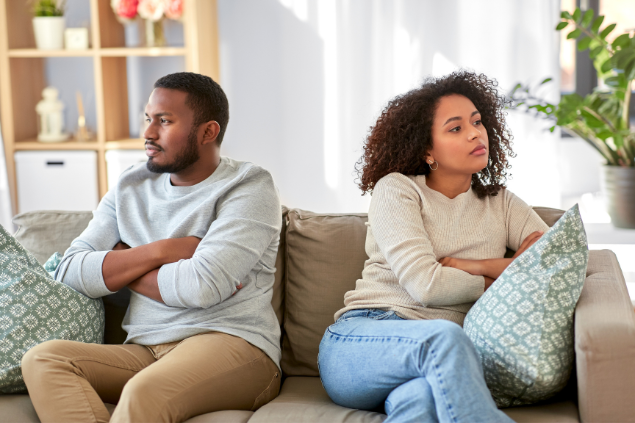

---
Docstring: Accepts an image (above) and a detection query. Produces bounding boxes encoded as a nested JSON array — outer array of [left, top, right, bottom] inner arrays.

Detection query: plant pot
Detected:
[[32, 17, 65, 50], [602, 165, 635, 229]]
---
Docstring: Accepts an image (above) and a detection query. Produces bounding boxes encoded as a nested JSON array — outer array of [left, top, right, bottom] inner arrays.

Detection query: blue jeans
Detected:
[[318, 309, 513, 423]]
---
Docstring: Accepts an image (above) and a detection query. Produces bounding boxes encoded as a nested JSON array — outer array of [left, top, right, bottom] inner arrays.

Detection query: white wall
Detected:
[[217, 0, 563, 212]]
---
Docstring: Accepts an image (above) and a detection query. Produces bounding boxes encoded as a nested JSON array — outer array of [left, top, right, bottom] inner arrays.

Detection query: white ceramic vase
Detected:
[[32, 17, 66, 50]]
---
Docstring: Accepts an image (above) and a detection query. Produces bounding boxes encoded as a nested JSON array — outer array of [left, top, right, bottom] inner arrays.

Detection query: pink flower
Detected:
[[164, 0, 183, 20], [111, 0, 139, 20], [138, 0, 165, 22]]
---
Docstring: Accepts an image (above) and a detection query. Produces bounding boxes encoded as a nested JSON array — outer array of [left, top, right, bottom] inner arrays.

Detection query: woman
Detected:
[[318, 71, 549, 423]]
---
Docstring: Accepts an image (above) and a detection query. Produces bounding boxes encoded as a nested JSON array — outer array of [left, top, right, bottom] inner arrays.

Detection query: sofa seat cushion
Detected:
[[249, 377, 385, 423], [0, 395, 39, 422], [249, 377, 579, 423], [502, 401, 579, 422], [0, 396, 253, 423]]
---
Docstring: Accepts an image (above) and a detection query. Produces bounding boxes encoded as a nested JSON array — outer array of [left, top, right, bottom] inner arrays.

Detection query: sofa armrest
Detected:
[[575, 249, 635, 423]]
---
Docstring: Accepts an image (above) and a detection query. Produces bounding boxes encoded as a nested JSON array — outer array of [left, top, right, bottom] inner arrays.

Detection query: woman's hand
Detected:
[[439, 258, 498, 291], [513, 231, 544, 258], [439, 257, 483, 275]]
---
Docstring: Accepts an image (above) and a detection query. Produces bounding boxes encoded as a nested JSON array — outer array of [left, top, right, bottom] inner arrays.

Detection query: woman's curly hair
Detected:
[[355, 70, 515, 198]]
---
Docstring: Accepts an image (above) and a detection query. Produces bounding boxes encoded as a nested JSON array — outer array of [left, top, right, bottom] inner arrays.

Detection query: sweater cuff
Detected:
[[80, 251, 114, 298], [157, 262, 182, 307]]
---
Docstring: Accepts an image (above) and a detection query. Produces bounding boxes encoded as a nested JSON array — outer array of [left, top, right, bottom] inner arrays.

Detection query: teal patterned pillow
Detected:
[[463, 204, 588, 407], [0, 224, 104, 393]]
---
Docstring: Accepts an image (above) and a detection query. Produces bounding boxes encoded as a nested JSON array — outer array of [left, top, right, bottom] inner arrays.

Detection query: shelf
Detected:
[[105, 138, 145, 150], [8, 49, 96, 58], [100, 47, 186, 57], [13, 140, 100, 151], [8, 47, 187, 58]]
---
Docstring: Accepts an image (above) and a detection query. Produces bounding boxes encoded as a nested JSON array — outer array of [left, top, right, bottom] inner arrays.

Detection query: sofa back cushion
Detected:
[[13, 211, 94, 265], [280, 206, 565, 377], [281, 209, 368, 376]]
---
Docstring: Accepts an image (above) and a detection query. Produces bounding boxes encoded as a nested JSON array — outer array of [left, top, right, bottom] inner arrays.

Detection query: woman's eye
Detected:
[[161, 119, 168, 123], [450, 126, 460, 132], [474, 120, 482, 126]]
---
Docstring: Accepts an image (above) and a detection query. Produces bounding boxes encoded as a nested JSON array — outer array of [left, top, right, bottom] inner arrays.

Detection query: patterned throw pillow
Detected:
[[0, 224, 104, 393], [463, 204, 588, 407]]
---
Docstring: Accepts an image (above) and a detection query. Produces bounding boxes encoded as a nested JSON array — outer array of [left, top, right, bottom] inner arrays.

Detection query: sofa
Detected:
[[2, 206, 635, 423]]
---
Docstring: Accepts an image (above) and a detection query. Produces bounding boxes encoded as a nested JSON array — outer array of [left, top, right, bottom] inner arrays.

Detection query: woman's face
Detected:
[[427, 94, 489, 176]]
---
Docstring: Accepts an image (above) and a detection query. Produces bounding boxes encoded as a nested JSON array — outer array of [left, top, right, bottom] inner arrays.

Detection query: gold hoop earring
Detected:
[[427, 160, 438, 171]]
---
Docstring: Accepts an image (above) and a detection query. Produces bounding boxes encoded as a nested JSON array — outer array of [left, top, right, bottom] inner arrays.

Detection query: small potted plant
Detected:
[[511, 8, 635, 228], [111, 0, 184, 47], [31, 0, 66, 50]]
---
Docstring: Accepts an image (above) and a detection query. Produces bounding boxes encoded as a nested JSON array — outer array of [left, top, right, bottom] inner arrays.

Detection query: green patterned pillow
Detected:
[[463, 204, 588, 407], [0, 224, 104, 393]]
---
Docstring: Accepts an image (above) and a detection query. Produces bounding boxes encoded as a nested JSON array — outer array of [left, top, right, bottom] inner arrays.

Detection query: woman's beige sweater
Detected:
[[335, 172, 550, 326]]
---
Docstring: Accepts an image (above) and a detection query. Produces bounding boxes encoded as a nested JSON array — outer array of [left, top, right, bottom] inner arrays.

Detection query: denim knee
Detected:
[[426, 320, 477, 355]]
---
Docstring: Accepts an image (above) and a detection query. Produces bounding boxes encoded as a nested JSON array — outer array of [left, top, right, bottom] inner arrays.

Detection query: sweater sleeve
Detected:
[[369, 174, 485, 307], [157, 167, 281, 309], [504, 190, 550, 252], [54, 190, 120, 298]]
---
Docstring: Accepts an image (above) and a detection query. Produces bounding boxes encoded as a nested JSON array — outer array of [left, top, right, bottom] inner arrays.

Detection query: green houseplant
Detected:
[[31, 0, 66, 50], [511, 8, 635, 228]]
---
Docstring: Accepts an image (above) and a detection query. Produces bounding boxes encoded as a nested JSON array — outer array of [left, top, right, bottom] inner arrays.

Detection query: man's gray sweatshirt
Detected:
[[55, 157, 282, 366]]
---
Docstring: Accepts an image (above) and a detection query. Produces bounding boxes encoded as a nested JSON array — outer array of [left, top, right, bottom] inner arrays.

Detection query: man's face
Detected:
[[144, 88, 200, 174]]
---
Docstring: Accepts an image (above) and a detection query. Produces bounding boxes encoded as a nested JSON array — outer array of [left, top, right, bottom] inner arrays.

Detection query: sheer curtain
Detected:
[[0, 122, 14, 230], [218, 0, 561, 212]]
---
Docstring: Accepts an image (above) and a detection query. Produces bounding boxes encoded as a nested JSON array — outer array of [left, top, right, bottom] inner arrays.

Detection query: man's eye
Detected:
[[145, 118, 151, 123], [161, 119, 168, 123]]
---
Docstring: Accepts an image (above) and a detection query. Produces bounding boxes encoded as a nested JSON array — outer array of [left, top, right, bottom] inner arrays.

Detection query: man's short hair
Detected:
[[154, 72, 230, 145]]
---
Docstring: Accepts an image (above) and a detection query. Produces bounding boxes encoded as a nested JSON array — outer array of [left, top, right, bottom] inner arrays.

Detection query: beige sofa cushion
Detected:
[[12, 210, 94, 264], [0, 395, 253, 423], [250, 377, 386, 423], [281, 207, 565, 377], [574, 249, 635, 422], [249, 376, 579, 423], [282, 210, 368, 376]]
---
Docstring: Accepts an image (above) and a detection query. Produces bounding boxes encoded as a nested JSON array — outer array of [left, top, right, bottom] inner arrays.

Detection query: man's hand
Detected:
[[160, 236, 202, 263], [128, 269, 163, 303], [103, 236, 202, 292], [513, 231, 544, 258]]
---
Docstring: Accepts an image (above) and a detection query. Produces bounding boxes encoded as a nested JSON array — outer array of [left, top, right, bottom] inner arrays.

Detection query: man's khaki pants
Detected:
[[21, 332, 280, 423]]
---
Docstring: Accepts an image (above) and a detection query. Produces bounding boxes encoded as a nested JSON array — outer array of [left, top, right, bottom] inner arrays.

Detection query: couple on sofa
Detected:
[[18, 71, 546, 423]]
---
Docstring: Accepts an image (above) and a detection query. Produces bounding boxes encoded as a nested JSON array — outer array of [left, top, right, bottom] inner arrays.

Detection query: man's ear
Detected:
[[201, 121, 221, 146]]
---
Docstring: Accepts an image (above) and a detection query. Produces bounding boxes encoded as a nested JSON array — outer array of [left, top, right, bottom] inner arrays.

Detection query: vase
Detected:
[[32, 17, 65, 50], [601, 165, 635, 229], [144, 19, 166, 47]]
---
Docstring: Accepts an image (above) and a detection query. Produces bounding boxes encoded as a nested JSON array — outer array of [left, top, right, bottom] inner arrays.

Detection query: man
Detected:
[[22, 72, 282, 423]]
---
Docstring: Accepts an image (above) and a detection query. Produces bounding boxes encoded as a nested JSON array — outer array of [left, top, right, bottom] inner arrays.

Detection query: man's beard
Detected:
[[146, 128, 200, 174]]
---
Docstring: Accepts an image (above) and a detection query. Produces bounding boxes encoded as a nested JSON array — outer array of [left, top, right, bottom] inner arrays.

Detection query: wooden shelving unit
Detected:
[[0, 0, 219, 215]]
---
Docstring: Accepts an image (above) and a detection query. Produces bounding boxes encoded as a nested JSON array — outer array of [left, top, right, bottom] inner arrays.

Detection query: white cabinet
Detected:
[[105, 150, 148, 191], [15, 151, 98, 213]]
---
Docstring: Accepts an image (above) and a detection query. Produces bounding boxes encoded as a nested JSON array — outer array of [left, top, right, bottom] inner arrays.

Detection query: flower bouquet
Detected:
[[111, 0, 183, 46]]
